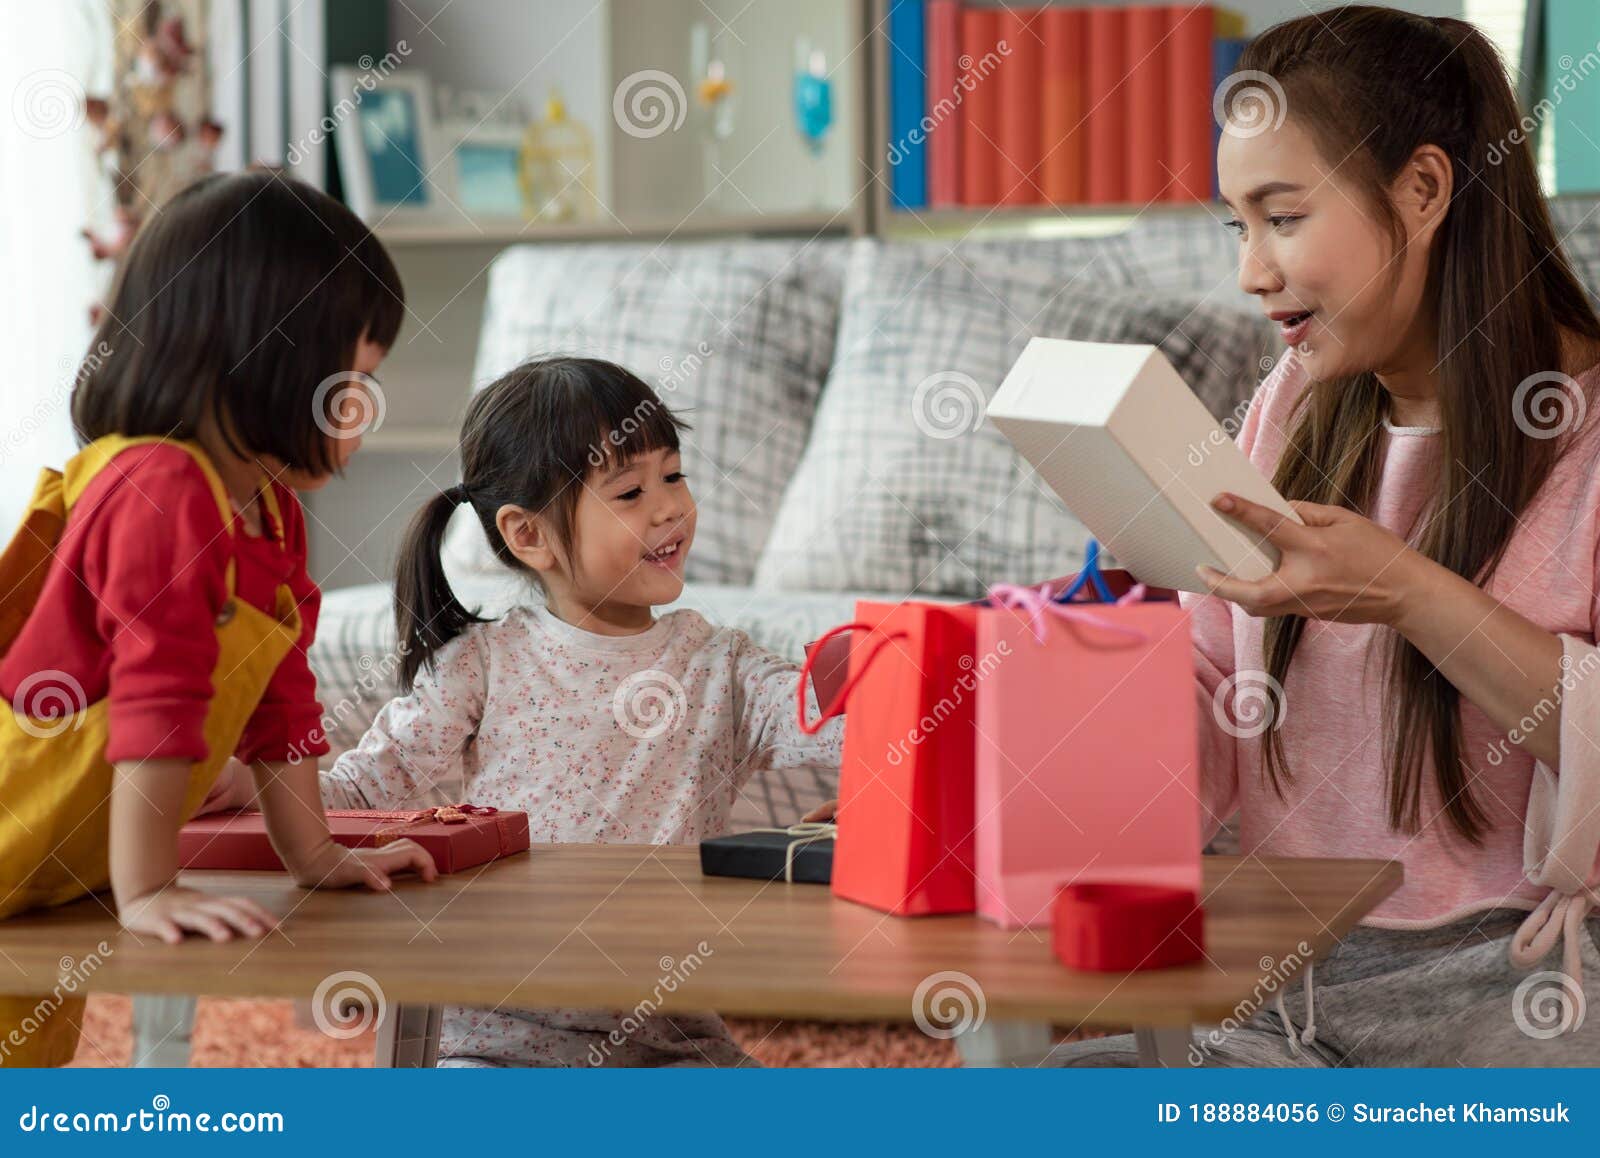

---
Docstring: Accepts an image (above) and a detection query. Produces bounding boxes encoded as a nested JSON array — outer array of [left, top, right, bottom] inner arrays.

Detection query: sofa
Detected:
[[306, 208, 1315, 829]]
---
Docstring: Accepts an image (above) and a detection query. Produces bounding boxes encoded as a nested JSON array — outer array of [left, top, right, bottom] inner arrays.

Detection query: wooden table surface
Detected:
[[0, 846, 1401, 1028]]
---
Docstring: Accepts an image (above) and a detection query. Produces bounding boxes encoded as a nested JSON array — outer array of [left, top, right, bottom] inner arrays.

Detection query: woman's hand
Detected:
[[1195, 493, 1431, 626], [120, 884, 279, 945], [288, 840, 438, 891]]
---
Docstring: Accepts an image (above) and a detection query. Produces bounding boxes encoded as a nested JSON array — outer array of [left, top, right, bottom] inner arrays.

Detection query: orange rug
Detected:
[[70, 996, 1117, 1067]]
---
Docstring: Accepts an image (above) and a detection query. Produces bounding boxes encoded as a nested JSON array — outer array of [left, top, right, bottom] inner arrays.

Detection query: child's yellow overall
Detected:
[[0, 436, 302, 1066]]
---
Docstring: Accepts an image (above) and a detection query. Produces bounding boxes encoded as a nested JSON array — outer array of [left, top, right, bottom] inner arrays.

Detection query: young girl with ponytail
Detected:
[[311, 355, 840, 1066], [1050, 7, 1600, 1066]]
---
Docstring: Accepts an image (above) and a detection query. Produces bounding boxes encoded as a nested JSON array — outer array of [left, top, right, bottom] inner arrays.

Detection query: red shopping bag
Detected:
[[974, 580, 1200, 929], [799, 601, 982, 915]]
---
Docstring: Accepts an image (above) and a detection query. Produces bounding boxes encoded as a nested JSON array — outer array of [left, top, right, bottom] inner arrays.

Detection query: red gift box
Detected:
[[179, 805, 530, 874], [1052, 882, 1205, 972]]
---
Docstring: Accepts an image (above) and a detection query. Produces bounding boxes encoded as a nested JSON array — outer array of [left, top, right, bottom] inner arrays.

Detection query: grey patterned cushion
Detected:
[[443, 239, 848, 586], [752, 239, 1279, 597]]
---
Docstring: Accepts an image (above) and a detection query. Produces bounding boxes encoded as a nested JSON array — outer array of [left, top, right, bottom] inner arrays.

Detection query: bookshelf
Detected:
[[863, 0, 1251, 236], [374, 208, 862, 248]]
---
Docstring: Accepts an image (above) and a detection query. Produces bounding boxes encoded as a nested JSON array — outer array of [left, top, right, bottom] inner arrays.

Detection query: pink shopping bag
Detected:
[[974, 581, 1201, 928]]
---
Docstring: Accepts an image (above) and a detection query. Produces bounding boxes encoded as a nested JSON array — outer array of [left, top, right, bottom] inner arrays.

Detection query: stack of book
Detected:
[[887, 1, 1248, 211]]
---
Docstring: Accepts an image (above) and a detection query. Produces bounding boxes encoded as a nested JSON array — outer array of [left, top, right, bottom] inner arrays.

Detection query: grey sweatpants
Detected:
[[1044, 908, 1600, 1067]]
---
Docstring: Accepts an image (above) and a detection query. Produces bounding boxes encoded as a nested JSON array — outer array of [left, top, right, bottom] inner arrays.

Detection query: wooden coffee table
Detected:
[[0, 845, 1401, 1067]]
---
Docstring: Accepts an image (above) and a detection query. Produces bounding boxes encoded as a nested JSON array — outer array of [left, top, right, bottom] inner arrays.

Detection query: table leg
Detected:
[[1135, 1025, 1197, 1067], [955, 1019, 1055, 1067], [130, 994, 196, 1067], [374, 1003, 442, 1068]]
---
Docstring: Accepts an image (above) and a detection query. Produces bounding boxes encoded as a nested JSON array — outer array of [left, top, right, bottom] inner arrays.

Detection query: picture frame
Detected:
[[439, 119, 530, 222], [330, 67, 458, 224]]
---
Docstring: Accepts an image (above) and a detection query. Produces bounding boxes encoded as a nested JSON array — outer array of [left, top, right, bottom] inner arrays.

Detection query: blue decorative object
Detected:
[[1052, 540, 1117, 605]]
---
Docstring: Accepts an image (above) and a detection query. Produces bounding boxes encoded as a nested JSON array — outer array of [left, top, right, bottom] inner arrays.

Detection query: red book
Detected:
[[926, 0, 963, 207], [1085, 6, 1129, 203], [1125, 5, 1171, 202], [1166, 4, 1215, 201], [1040, 6, 1087, 204], [179, 806, 531, 874], [959, 6, 1003, 205], [997, 8, 1044, 205]]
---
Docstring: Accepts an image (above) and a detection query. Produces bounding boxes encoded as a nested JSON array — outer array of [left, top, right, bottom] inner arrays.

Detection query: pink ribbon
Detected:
[[986, 581, 1151, 645]]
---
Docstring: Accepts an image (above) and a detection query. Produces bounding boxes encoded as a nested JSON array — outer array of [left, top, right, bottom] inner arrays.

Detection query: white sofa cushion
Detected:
[[752, 238, 1277, 597], [442, 239, 846, 586]]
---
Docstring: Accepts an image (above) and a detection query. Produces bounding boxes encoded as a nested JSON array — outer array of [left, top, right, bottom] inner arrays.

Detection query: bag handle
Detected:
[[1052, 539, 1117, 605], [796, 621, 910, 736], [987, 582, 1152, 647]]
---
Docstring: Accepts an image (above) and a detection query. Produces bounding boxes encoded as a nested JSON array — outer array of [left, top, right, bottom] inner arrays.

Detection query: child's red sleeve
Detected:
[[83, 454, 230, 764], [235, 482, 328, 765]]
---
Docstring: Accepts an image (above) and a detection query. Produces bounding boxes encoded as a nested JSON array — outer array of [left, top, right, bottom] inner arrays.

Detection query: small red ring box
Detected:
[[1052, 882, 1205, 971]]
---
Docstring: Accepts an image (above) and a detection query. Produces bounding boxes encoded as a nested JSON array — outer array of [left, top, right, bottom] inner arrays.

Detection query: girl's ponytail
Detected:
[[394, 485, 485, 693]]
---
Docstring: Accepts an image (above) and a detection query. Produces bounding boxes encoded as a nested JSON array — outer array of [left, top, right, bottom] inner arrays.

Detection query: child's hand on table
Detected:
[[286, 840, 439, 892], [802, 799, 837, 822], [119, 884, 279, 945]]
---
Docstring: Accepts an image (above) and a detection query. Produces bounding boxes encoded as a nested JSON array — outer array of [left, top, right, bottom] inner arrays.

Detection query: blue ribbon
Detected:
[[1052, 539, 1116, 605]]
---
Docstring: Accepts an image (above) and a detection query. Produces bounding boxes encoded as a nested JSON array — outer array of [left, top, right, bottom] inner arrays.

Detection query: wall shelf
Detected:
[[376, 208, 866, 247]]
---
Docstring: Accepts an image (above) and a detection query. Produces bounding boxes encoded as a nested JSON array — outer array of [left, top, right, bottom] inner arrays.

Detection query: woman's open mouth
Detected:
[[1274, 310, 1314, 346]]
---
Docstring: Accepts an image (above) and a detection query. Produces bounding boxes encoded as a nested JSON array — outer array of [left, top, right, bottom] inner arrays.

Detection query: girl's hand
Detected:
[[197, 758, 255, 816], [291, 840, 439, 891], [120, 884, 279, 945], [1196, 493, 1429, 627], [802, 799, 838, 823]]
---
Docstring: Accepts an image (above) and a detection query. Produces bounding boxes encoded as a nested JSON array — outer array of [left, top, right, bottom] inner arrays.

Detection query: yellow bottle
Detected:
[[520, 89, 596, 222]]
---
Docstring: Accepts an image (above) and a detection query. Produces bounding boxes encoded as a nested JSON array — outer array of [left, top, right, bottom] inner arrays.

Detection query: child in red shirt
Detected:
[[0, 171, 436, 1066]]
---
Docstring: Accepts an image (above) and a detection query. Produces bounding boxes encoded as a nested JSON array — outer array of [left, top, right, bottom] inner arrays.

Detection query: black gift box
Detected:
[[699, 828, 834, 885]]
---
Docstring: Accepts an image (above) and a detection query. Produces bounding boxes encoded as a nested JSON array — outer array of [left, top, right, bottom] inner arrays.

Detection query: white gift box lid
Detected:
[[987, 338, 1301, 593]]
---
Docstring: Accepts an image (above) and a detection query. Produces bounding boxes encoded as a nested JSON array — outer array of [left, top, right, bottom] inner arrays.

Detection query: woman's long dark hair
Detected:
[[395, 356, 689, 691], [1242, 8, 1600, 842], [72, 170, 404, 476]]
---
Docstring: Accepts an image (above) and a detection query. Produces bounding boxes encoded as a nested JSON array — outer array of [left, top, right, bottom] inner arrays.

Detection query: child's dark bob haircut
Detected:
[[71, 170, 404, 476]]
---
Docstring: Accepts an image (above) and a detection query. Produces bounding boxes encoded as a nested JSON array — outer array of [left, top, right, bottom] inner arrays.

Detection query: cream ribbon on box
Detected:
[[746, 821, 838, 883]]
